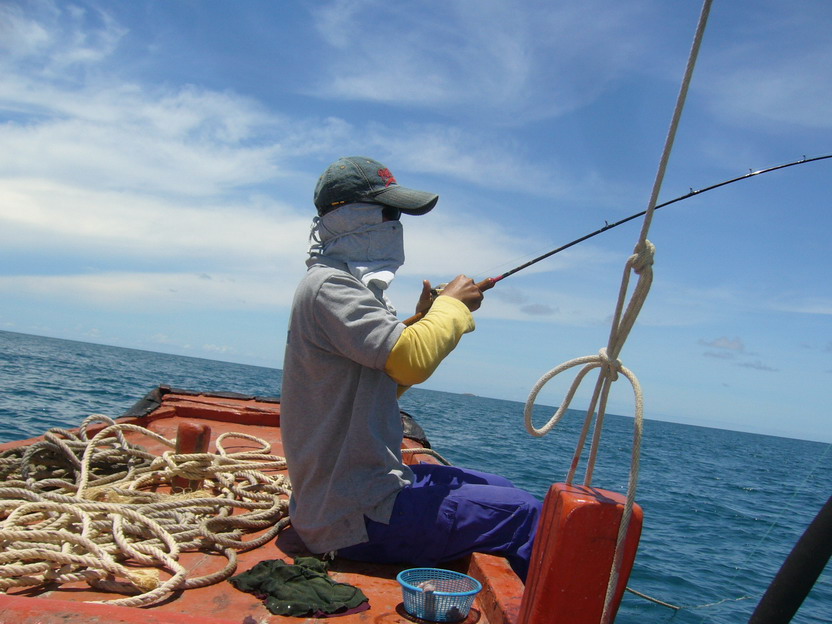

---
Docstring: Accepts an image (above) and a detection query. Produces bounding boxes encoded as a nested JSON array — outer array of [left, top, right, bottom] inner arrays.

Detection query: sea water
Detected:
[[0, 329, 829, 623]]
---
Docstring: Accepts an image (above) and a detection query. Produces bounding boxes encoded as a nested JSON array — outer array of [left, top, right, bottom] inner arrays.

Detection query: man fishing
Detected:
[[280, 156, 541, 581]]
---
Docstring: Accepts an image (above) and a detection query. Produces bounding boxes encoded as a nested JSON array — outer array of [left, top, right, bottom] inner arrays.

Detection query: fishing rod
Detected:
[[403, 153, 831, 326]]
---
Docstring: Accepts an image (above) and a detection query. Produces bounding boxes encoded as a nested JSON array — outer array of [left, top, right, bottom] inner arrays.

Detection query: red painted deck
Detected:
[[0, 392, 524, 624]]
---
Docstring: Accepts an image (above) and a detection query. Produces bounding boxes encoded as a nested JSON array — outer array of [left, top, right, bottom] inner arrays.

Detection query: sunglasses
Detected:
[[381, 205, 402, 221]]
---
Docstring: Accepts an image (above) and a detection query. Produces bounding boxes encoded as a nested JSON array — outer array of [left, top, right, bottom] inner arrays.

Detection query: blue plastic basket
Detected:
[[397, 568, 482, 622]]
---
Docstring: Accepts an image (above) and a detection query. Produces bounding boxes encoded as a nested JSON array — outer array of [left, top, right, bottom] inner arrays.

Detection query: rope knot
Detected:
[[598, 348, 622, 381], [630, 240, 656, 274]]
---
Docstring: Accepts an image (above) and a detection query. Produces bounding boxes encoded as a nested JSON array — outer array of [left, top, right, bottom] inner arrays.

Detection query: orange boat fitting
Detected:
[[519, 483, 643, 624]]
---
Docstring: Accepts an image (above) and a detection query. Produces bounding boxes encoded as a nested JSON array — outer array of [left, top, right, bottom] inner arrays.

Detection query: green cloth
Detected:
[[229, 557, 369, 617]]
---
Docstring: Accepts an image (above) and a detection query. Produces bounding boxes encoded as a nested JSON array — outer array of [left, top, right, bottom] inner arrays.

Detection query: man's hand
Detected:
[[414, 279, 435, 316], [440, 275, 483, 312]]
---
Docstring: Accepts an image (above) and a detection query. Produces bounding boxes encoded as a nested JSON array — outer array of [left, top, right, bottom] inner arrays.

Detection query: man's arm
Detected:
[[384, 275, 483, 387]]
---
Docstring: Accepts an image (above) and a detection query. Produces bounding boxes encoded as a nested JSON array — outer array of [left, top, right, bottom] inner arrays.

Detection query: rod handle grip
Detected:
[[402, 277, 495, 326]]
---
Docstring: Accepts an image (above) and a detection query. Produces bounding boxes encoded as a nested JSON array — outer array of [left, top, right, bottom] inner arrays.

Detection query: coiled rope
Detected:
[[0, 414, 291, 607], [522, 1, 713, 622]]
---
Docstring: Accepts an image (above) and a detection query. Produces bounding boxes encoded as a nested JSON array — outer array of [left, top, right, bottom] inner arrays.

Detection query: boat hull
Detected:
[[0, 388, 522, 624]]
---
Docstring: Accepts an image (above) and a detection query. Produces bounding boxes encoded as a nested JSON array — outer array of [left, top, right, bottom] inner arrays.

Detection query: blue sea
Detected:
[[0, 329, 829, 623]]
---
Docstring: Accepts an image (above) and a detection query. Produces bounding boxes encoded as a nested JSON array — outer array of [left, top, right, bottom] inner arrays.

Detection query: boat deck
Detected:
[[0, 391, 524, 624]]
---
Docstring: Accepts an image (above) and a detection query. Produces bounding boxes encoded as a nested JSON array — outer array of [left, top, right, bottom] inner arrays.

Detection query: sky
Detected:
[[0, 0, 830, 443]]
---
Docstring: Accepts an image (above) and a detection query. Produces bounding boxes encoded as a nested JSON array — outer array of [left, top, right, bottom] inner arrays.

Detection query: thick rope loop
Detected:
[[524, 355, 604, 437], [216, 432, 272, 456]]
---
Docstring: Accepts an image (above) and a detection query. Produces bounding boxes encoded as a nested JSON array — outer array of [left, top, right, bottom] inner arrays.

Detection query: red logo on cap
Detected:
[[377, 168, 397, 187]]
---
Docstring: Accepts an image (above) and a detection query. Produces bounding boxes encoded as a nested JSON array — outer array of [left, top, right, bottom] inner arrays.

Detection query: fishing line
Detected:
[[630, 442, 832, 618], [715, 443, 832, 609]]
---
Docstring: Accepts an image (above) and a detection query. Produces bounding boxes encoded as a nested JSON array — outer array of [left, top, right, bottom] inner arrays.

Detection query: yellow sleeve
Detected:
[[385, 295, 476, 389]]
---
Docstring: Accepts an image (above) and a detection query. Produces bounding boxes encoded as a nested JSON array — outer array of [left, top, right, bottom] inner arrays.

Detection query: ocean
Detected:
[[0, 329, 829, 623]]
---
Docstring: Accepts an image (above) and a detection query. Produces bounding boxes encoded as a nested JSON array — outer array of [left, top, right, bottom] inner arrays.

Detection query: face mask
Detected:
[[308, 203, 405, 312]]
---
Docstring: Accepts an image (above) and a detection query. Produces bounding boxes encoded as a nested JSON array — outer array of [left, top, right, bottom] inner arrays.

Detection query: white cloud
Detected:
[[737, 360, 778, 373], [399, 211, 619, 282], [709, 51, 832, 131], [699, 336, 745, 352], [771, 297, 832, 316], [0, 2, 294, 198], [702, 8, 832, 132], [0, 1, 127, 76], [311, 0, 652, 122], [0, 178, 310, 269], [520, 303, 557, 316], [1, 1, 827, 334], [0, 2, 53, 58], [202, 343, 234, 354], [0, 87, 284, 196], [0, 0, 629, 234], [0, 271, 298, 311], [368, 124, 582, 198]]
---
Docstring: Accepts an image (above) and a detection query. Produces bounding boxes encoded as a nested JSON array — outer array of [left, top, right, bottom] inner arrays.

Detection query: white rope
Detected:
[[401, 447, 452, 465], [522, 2, 713, 623], [0, 414, 291, 607]]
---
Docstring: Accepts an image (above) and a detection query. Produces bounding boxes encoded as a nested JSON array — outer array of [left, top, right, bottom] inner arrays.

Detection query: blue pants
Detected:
[[338, 463, 541, 581]]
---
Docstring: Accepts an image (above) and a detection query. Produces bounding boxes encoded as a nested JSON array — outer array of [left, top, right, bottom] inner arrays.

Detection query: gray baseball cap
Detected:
[[313, 156, 439, 216]]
